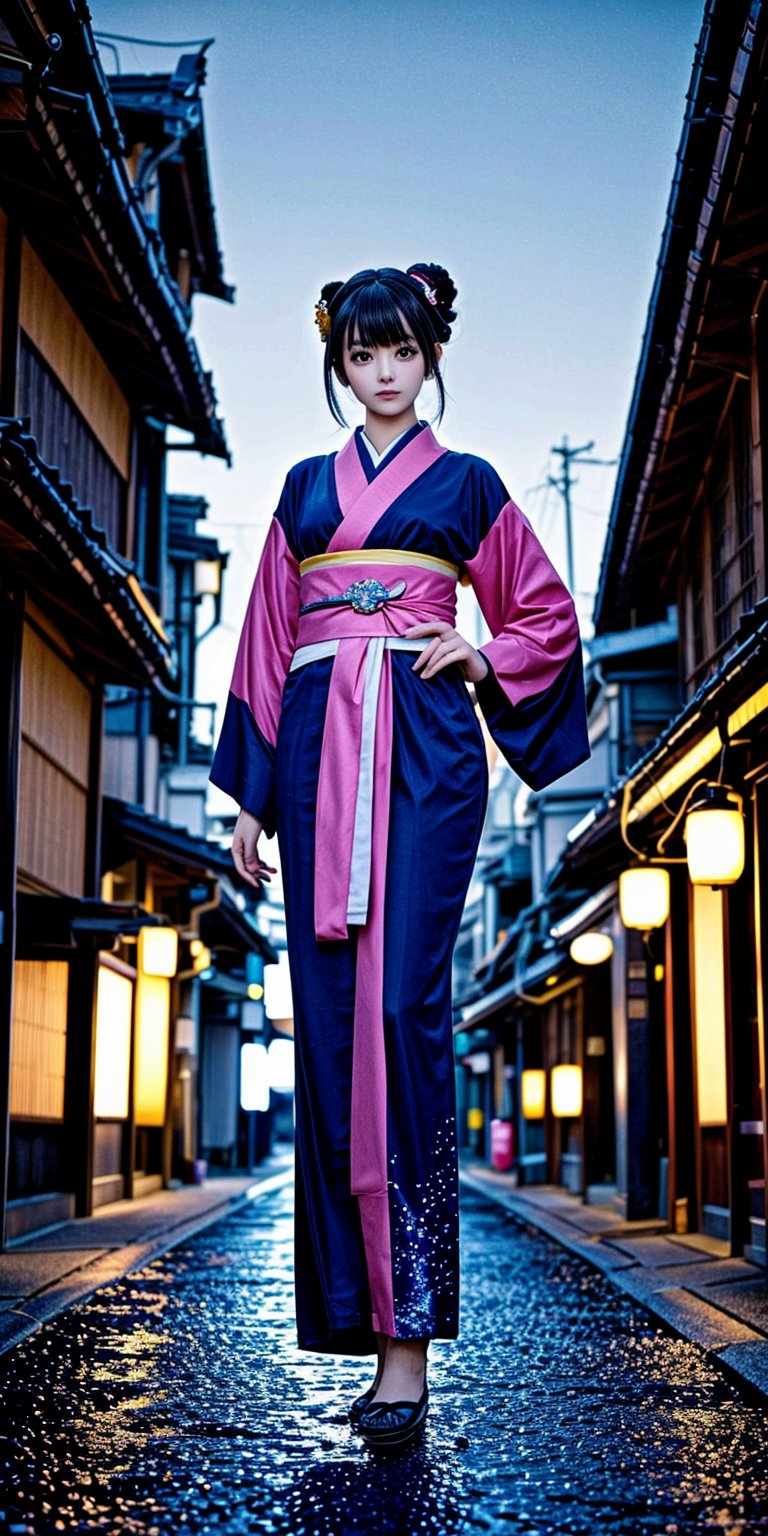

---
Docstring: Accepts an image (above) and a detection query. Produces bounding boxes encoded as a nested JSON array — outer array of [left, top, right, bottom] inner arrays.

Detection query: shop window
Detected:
[[10, 961, 68, 1120]]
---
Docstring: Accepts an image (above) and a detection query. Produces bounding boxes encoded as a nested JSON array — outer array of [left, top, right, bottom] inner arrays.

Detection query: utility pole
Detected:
[[548, 437, 616, 596]]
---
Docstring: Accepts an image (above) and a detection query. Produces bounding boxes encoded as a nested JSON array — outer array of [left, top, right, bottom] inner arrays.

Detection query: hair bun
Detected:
[[319, 280, 345, 309], [407, 263, 458, 341]]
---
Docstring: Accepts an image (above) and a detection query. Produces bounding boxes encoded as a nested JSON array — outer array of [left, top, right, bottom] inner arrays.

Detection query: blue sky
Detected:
[[94, 0, 703, 764]]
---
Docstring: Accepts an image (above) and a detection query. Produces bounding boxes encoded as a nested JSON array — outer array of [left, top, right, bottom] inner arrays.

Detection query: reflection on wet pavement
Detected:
[[1, 1182, 768, 1534]]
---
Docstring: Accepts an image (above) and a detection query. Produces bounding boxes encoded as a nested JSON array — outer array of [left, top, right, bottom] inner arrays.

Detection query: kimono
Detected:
[[210, 420, 588, 1355]]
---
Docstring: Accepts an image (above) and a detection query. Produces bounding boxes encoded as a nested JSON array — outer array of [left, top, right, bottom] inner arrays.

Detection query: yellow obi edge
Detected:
[[299, 547, 460, 579]]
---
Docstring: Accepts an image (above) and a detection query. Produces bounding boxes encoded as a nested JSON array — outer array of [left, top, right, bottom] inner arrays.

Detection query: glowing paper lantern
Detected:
[[134, 973, 170, 1126], [241, 1042, 270, 1112], [685, 786, 745, 886], [194, 558, 221, 596], [94, 964, 132, 1119], [551, 1064, 583, 1118], [267, 1037, 295, 1093], [521, 1069, 546, 1120], [619, 866, 670, 931], [569, 931, 614, 966], [139, 926, 178, 978]]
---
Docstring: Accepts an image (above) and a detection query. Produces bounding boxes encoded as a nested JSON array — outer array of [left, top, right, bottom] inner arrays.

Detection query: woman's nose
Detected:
[[378, 354, 396, 381]]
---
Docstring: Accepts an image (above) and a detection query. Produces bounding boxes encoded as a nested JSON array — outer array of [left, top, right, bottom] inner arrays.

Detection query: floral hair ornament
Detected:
[[409, 271, 438, 307], [315, 297, 332, 343]]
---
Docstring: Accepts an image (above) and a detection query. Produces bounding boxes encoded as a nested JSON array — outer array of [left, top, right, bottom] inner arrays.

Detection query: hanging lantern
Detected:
[[619, 865, 670, 931], [569, 931, 614, 966], [685, 785, 745, 887], [139, 926, 179, 978], [521, 1068, 546, 1120], [551, 1064, 583, 1118], [193, 945, 212, 974], [194, 558, 222, 597]]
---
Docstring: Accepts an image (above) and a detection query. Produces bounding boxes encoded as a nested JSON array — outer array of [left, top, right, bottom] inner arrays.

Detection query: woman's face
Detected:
[[338, 319, 441, 421]]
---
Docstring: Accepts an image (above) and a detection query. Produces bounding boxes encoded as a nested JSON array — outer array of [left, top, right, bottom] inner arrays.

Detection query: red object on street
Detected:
[[490, 1119, 514, 1172]]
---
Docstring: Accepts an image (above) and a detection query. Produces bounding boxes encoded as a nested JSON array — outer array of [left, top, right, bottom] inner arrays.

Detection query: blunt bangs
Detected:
[[339, 284, 419, 354]]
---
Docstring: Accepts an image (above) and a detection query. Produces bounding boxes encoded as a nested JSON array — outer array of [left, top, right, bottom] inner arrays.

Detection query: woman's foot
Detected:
[[357, 1340, 430, 1449], [368, 1337, 427, 1406], [348, 1334, 387, 1426]]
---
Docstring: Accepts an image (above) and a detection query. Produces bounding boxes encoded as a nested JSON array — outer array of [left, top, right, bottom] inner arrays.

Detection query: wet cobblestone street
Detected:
[[2, 1179, 768, 1535]]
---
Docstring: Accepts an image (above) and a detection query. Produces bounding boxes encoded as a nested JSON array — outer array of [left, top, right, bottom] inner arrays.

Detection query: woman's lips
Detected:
[[376, 390, 399, 398]]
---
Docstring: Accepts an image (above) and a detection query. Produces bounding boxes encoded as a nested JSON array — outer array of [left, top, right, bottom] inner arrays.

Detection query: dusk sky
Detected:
[[94, 0, 704, 810]]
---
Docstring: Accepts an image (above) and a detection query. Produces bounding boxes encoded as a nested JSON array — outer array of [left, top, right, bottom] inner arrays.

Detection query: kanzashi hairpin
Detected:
[[315, 298, 331, 342], [409, 272, 438, 306]]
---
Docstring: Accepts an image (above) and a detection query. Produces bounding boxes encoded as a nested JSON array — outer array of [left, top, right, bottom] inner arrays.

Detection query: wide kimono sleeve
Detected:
[[464, 494, 590, 791], [209, 498, 300, 836]]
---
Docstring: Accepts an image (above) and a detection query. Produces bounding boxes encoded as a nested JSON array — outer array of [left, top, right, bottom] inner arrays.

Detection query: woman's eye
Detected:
[[350, 350, 371, 363], [397, 347, 417, 358]]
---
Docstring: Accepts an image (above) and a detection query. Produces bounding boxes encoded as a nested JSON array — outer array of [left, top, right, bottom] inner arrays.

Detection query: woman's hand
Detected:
[[403, 621, 489, 683], [232, 808, 277, 889]]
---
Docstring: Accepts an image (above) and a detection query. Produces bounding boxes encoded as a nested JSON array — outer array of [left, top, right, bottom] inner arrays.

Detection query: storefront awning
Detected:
[[102, 796, 239, 883], [15, 894, 161, 952], [457, 947, 569, 1031]]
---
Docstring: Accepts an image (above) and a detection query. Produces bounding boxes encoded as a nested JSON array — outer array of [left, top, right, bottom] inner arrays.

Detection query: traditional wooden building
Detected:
[[0, 2, 238, 1244]]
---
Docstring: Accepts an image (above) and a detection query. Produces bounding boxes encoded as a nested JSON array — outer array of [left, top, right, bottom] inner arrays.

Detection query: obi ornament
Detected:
[[299, 577, 406, 616]]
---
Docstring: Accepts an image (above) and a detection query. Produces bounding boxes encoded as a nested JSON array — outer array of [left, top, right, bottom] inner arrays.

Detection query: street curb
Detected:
[[459, 1167, 768, 1407], [0, 1166, 294, 1361]]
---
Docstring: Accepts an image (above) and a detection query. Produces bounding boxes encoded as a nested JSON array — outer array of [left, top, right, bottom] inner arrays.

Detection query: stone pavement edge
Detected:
[[0, 1153, 294, 1359], [460, 1161, 768, 1406]]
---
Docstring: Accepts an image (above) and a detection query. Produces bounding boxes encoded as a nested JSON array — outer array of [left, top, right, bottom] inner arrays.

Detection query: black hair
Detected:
[[318, 264, 458, 427]]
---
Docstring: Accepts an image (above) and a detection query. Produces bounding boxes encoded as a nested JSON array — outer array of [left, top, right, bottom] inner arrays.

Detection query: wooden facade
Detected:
[[0, 1, 233, 1246]]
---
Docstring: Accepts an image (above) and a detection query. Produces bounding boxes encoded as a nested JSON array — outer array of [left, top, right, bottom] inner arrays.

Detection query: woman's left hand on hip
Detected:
[[403, 620, 489, 683]]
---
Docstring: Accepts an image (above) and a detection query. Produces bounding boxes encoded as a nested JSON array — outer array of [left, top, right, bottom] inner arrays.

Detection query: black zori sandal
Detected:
[[348, 1386, 377, 1428], [357, 1383, 429, 1449]]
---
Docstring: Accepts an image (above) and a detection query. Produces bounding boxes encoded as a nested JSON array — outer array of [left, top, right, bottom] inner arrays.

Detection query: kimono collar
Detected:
[[330, 424, 447, 555], [355, 421, 426, 482]]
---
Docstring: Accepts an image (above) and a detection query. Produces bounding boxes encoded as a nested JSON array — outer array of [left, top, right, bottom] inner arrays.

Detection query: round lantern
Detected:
[[685, 784, 745, 887], [619, 865, 670, 931], [569, 931, 614, 966]]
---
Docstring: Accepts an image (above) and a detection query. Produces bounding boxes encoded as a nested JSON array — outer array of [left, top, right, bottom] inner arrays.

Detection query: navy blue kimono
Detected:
[[211, 422, 588, 1353]]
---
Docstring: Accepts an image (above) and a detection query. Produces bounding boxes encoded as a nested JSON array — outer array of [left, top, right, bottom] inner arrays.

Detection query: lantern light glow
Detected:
[[267, 1037, 295, 1093], [193, 945, 212, 974], [194, 558, 221, 597], [521, 1068, 546, 1120], [139, 926, 178, 978], [551, 1064, 583, 1118], [619, 866, 670, 931], [685, 785, 745, 887], [569, 931, 614, 966], [241, 1042, 270, 1112], [94, 964, 132, 1119]]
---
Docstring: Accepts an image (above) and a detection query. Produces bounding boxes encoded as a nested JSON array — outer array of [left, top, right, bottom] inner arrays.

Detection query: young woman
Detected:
[[210, 264, 589, 1449]]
